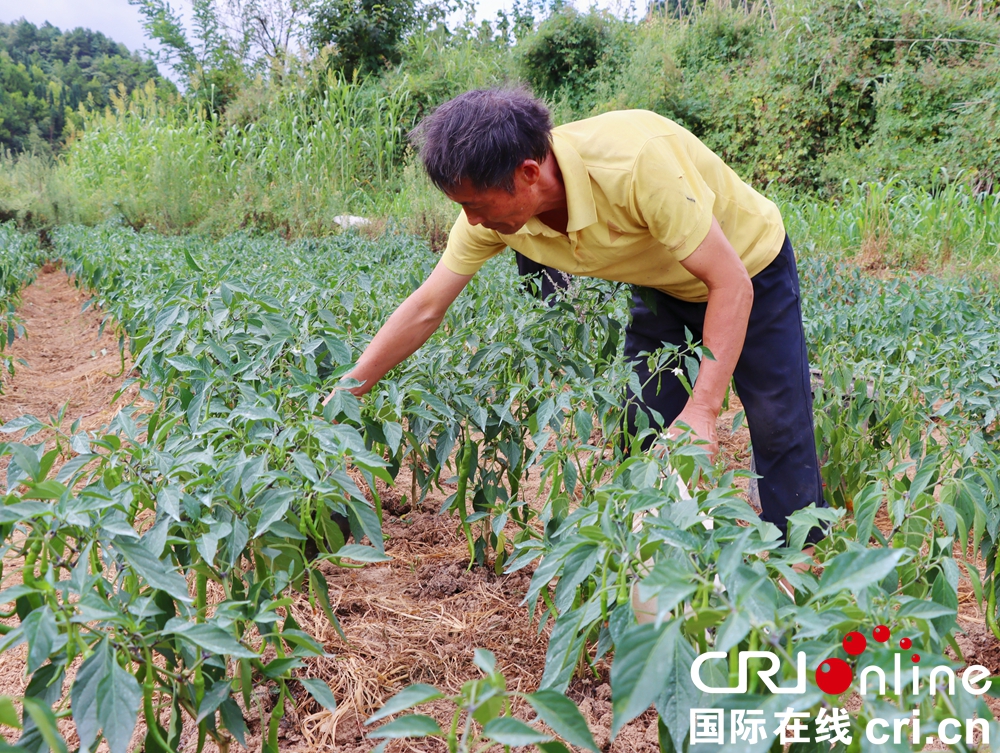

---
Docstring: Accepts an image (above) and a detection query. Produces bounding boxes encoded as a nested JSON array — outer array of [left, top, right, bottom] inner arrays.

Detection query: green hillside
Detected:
[[0, 19, 173, 153]]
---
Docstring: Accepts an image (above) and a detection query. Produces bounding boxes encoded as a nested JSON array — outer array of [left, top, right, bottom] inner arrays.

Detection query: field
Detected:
[[0, 206, 997, 753], [0, 0, 998, 747]]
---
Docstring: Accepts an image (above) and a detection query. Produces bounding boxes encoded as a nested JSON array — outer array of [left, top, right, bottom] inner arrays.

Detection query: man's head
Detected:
[[414, 87, 555, 234]]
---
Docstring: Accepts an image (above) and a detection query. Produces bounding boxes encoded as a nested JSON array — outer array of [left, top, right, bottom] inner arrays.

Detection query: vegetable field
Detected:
[[0, 221, 999, 753]]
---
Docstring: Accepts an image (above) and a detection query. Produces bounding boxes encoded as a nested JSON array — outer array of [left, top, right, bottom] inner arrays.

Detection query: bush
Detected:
[[518, 7, 623, 110], [673, 5, 760, 70], [588, 0, 1000, 193], [310, 0, 419, 78]]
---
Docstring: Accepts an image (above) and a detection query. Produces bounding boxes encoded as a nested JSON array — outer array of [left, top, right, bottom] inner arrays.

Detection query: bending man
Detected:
[[326, 88, 827, 548]]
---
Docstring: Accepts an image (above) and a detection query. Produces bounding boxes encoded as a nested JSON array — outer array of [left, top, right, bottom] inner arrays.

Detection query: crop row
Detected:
[[0, 224, 43, 383]]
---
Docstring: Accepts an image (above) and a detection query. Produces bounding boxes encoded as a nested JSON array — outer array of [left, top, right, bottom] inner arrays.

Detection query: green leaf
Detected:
[[715, 609, 751, 653], [346, 498, 384, 555], [909, 453, 940, 500], [539, 605, 593, 692], [183, 248, 204, 272], [852, 482, 883, 545], [220, 699, 248, 748], [331, 544, 392, 563], [0, 415, 41, 434], [896, 600, 956, 620], [811, 548, 905, 601], [9, 444, 42, 482], [636, 560, 699, 617], [254, 489, 293, 538], [230, 405, 282, 423], [97, 659, 141, 753], [72, 641, 109, 751], [553, 544, 600, 613], [382, 421, 403, 454], [473, 649, 496, 675], [483, 717, 551, 746], [21, 698, 67, 753], [157, 485, 182, 522], [112, 538, 192, 603], [171, 623, 257, 658], [291, 452, 319, 483], [0, 585, 35, 605], [308, 569, 345, 640], [931, 570, 959, 636], [537, 743, 572, 753], [0, 696, 21, 729], [260, 658, 303, 679], [300, 678, 337, 712], [22, 480, 68, 500], [367, 714, 443, 739], [786, 504, 840, 552], [280, 628, 327, 656], [56, 453, 99, 484], [21, 606, 62, 674], [525, 690, 599, 752], [196, 679, 233, 723], [166, 355, 203, 373], [654, 622, 711, 752], [611, 619, 682, 739], [366, 685, 445, 725], [611, 623, 666, 735]]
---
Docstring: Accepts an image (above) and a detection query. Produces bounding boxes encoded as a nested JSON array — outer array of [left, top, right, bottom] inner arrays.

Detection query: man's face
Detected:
[[444, 162, 541, 235]]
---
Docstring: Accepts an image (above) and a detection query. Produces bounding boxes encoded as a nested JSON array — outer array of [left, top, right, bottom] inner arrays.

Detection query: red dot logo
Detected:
[[899, 637, 912, 650], [843, 631, 867, 655], [912, 654, 920, 663], [815, 658, 853, 695], [873, 625, 890, 642]]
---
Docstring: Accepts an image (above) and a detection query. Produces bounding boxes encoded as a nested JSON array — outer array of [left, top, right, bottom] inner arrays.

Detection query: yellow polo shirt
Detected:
[[438, 110, 785, 303]]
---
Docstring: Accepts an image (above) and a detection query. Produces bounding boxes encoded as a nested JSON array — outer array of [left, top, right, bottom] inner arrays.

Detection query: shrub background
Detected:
[[0, 0, 997, 243]]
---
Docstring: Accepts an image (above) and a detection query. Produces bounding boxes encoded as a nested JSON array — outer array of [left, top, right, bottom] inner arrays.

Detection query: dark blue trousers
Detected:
[[623, 236, 827, 545], [515, 251, 572, 298], [515, 238, 827, 546]]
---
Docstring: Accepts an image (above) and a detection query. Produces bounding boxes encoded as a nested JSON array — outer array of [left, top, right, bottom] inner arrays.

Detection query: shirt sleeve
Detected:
[[439, 210, 507, 275], [630, 135, 716, 263]]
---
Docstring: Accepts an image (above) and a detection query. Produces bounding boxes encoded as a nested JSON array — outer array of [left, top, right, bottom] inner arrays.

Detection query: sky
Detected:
[[3, 0, 636, 70]]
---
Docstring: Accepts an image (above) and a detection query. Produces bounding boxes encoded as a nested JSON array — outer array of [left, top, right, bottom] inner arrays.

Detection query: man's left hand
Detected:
[[664, 402, 719, 461]]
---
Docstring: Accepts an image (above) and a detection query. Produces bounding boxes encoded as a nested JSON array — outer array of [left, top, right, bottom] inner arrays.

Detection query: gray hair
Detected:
[[413, 87, 553, 193]]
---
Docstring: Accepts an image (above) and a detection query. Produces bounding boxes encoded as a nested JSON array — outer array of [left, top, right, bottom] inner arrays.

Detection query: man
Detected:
[[325, 87, 827, 548]]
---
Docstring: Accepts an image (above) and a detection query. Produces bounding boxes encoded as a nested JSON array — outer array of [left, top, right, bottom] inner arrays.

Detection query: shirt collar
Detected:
[[510, 133, 598, 236]]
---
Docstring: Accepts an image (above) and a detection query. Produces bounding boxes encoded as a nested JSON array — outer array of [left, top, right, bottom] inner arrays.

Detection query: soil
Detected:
[[0, 262, 136, 434], [0, 270, 997, 752]]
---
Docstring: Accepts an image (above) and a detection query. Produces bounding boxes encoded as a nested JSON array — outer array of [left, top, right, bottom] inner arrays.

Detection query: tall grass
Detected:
[[66, 82, 220, 230], [0, 150, 71, 226], [0, 223, 44, 385], [58, 74, 411, 233], [782, 179, 1000, 267]]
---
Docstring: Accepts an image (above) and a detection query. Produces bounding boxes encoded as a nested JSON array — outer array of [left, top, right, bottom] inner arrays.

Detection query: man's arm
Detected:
[[324, 263, 474, 402], [665, 216, 754, 458]]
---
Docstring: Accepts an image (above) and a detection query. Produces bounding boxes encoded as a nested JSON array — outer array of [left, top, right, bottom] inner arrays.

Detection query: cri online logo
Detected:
[[815, 624, 917, 694], [691, 626, 991, 697]]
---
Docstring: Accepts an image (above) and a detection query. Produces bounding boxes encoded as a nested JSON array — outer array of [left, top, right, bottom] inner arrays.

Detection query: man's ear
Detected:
[[517, 159, 543, 187]]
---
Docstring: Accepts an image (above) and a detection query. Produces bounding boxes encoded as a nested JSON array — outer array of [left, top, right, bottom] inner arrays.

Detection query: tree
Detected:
[[128, 0, 309, 108], [309, 0, 419, 78]]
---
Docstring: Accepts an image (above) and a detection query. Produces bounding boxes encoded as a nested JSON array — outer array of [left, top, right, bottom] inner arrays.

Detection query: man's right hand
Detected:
[[321, 386, 343, 407], [327, 264, 474, 403]]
